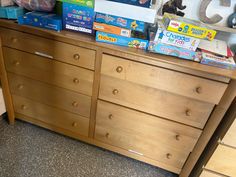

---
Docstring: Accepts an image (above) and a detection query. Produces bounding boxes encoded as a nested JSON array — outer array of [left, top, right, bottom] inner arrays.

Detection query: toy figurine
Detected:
[[228, 6, 236, 28], [162, 0, 186, 17]]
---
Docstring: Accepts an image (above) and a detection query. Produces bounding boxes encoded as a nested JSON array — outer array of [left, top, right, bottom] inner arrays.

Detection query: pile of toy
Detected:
[[0, 0, 235, 70]]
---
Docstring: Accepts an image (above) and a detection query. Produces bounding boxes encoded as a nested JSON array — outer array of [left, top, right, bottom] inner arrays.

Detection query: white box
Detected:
[[94, 0, 157, 23]]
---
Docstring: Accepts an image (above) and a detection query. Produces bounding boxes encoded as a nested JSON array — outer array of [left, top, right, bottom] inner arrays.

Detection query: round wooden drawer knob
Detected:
[[21, 105, 27, 110], [17, 84, 24, 90], [112, 89, 119, 95], [185, 109, 192, 116], [108, 114, 113, 120], [105, 133, 109, 138], [195, 87, 202, 94], [72, 122, 78, 127], [73, 78, 79, 84], [73, 54, 80, 60], [14, 61, 20, 66], [11, 37, 18, 43], [116, 66, 123, 73], [166, 153, 172, 159], [175, 135, 181, 141], [72, 101, 79, 107]]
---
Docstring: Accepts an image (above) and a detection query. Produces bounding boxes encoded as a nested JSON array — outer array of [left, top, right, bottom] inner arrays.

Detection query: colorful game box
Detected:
[[163, 13, 217, 41], [0, 6, 24, 19], [96, 31, 148, 50], [107, 0, 151, 8], [59, 0, 94, 8], [148, 41, 201, 62], [63, 2, 95, 34], [95, 12, 146, 32], [93, 22, 131, 37], [200, 52, 236, 70], [18, 12, 62, 31], [154, 22, 200, 51]]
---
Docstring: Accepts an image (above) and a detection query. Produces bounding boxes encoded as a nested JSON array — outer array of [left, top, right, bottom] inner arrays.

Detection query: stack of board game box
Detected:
[[61, 0, 95, 34], [0, 0, 25, 19], [94, 0, 153, 50], [148, 13, 236, 70]]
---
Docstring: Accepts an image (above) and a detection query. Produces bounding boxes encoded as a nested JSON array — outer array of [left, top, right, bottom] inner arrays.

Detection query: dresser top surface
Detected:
[[0, 19, 236, 80]]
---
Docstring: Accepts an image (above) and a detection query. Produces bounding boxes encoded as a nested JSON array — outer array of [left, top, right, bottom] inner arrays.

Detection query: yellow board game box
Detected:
[[163, 13, 217, 41]]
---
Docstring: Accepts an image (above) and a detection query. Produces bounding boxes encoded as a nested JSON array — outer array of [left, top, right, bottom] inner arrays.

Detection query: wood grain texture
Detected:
[[15, 112, 181, 174], [3, 47, 94, 96], [95, 100, 202, 171], [8, 73, 91, 118], [101, 54, 228, 104], [13, 95, 89, 136], [205, 144, 236, 177], [221, 119, 236, 148], [99, 75, 214, 129], [89, 50, 103, 138], [0, 28, 96, 70], [180, 80, 236, 177], [0, 21, 235, 80], [199, 170, 227, 177], [0, 38, 15, 124]]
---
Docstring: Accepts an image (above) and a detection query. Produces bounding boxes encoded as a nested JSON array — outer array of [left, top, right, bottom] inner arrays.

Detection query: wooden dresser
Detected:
[[0, 19, 236, 177], [192, 98, 236, 177]]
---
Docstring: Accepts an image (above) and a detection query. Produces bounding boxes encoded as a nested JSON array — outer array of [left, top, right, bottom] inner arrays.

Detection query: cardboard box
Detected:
[[154, 22, 200, 51], [148, 41, 201, 62], [107, 0, 151, 8], [0, 6, 24, 19], [63, 2, 95, 34], [200, 52, 236, 70], [163, 13, 217, 41], [95, 13, 146, 33], [93, 22, 131, 37], [58, 0, 94, 8], [18, 12, 62, 31], [96, 31, 148, 50], [94, 0, 156, 23]]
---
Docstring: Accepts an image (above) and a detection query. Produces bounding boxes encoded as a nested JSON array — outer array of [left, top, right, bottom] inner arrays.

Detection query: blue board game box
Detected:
[[0, 6, 25, 19], [95, 12, 146, 33], [96, 31, 148, 50], [63, 2, 95, 34], [18, 12, 62, 31], [108, 0, 151, 8]]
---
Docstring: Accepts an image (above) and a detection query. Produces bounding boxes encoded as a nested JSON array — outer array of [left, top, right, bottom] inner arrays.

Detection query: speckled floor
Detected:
[[0, 117, 178, 177]]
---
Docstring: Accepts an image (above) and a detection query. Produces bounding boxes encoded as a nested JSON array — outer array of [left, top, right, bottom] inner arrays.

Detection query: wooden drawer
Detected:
[[199, 170, 227, 177], [4, 47, 94, 96], [101, 54, 228, 105], [8, 73, 91, 118], [1, 28, 95, 70], [222, 120, 236, 148], [95, 101, 201, 172], [205, 144, 236, 177], [13, 95, 89, 137], [99, 75, 214, 129]]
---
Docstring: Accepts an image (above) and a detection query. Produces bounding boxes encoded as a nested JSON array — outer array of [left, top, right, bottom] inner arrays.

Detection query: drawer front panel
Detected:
[[101, 54, 228, 105], [95, 101, 200, 170], [199, 170, 226, 177], [96, 100, 201, 151], [8, 73, 91, 118], [1, 28, 95, 70], [206, 144, 236, 177], [13, 95, 89, 137], [4, 47, 94, 96], [222, 120, 236, 148], [99, 75, 214, 129]]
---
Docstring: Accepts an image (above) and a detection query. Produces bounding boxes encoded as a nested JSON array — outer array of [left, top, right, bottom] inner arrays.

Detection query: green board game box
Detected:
[[58, 0, 94, 8]]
